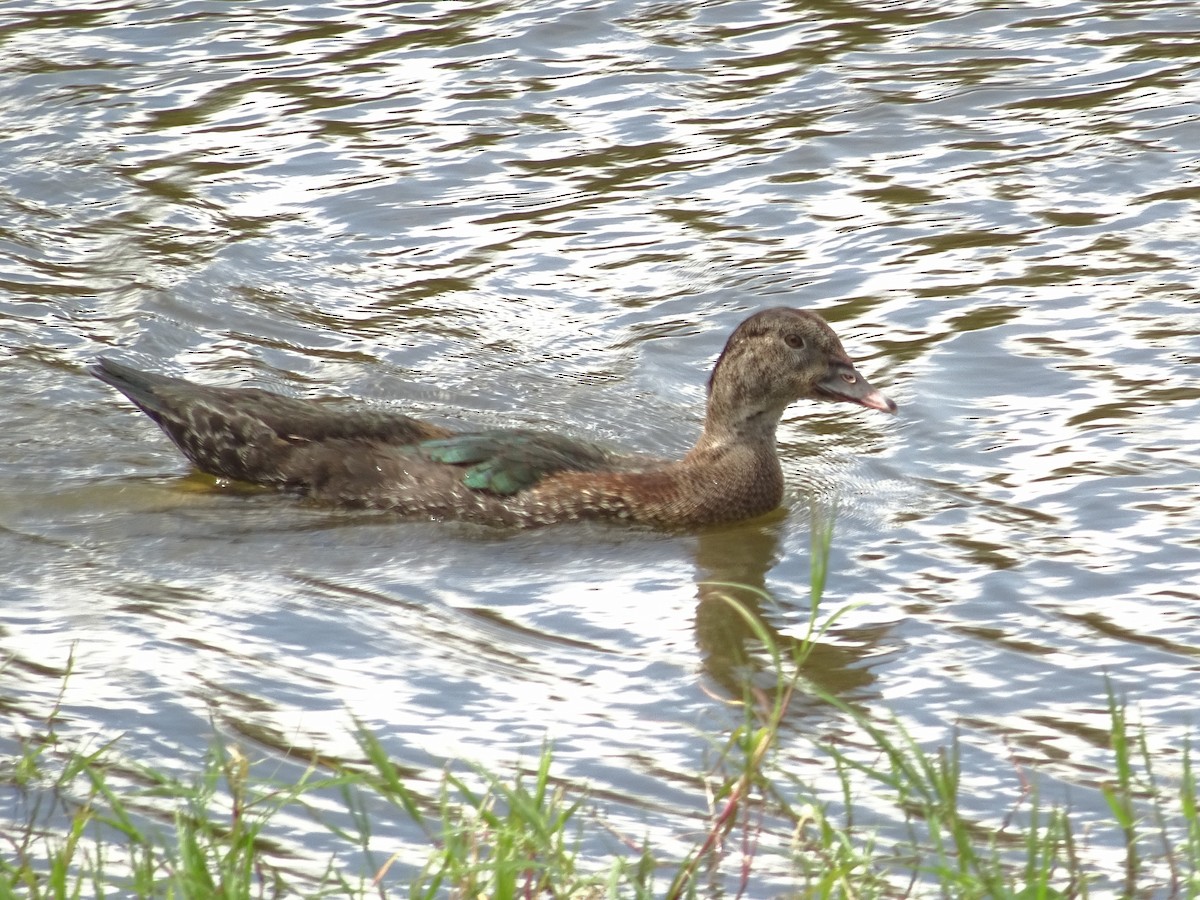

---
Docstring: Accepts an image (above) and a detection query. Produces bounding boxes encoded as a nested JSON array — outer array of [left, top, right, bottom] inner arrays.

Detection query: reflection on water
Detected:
[[693, 516, 885, 700], [3, 0, 1200, 891]]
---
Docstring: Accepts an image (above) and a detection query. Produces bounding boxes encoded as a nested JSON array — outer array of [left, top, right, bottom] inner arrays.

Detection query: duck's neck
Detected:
[[673, 393, 786, 522], [691, 377, 786, 456]]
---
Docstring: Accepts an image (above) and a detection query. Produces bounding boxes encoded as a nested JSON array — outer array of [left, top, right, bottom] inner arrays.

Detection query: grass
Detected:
[[4, 522, 1199, 897]]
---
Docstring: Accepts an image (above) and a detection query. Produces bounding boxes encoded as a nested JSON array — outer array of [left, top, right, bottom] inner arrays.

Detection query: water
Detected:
[[2, 0, 1199, 892]]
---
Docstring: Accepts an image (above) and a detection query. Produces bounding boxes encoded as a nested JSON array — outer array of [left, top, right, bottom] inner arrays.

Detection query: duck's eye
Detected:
[[784, 333, 805, 349]]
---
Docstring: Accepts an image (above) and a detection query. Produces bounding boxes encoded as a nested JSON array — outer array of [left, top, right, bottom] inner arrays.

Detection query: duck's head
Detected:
[[704, 307, 896, 442]]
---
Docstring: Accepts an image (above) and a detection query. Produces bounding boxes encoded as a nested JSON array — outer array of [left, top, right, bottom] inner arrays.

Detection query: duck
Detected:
[[90, 308, 896, 527]]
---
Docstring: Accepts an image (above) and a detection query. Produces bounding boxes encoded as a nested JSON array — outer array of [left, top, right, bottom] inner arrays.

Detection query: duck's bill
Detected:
[[818, 364, 898, 414]]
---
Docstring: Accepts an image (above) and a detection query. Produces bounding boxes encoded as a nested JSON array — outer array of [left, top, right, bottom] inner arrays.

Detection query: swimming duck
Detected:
[[90, 308, 896, 527]]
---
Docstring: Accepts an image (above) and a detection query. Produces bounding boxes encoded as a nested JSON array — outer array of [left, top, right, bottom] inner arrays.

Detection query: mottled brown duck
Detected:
[[90, 308, 896, 527]]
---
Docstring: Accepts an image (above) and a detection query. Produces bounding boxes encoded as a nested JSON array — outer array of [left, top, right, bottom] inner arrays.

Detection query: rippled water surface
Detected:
[[2, 0, 1199, 893]]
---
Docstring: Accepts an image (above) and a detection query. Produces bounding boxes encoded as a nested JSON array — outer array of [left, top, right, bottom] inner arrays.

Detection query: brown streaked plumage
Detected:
[[90, 308, 896, 527]]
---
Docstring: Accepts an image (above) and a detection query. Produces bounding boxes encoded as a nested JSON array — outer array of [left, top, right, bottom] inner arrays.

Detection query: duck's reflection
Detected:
[[692, 513, 889, 704]]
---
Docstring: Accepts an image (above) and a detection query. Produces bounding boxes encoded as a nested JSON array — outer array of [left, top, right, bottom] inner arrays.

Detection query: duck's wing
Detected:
[[93, 359, 624, 504], [419, 429, 618, 495]]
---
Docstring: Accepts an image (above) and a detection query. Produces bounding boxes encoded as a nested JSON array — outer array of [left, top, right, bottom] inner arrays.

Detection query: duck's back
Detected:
[[90, 359, 452, 487], [89, 359, 631, 524]]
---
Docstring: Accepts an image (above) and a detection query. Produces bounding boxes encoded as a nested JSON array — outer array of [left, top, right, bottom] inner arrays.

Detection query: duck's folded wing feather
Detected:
[[419, 430, 617, 495]]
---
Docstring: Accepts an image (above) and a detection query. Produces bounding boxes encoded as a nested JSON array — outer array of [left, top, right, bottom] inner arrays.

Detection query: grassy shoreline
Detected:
[[4, 652, 1197, 898]]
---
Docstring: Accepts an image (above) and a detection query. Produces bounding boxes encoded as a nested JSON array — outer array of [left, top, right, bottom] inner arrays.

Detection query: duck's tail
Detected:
[[89, 358, 189, 419], [90, 357, 296, 485]]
